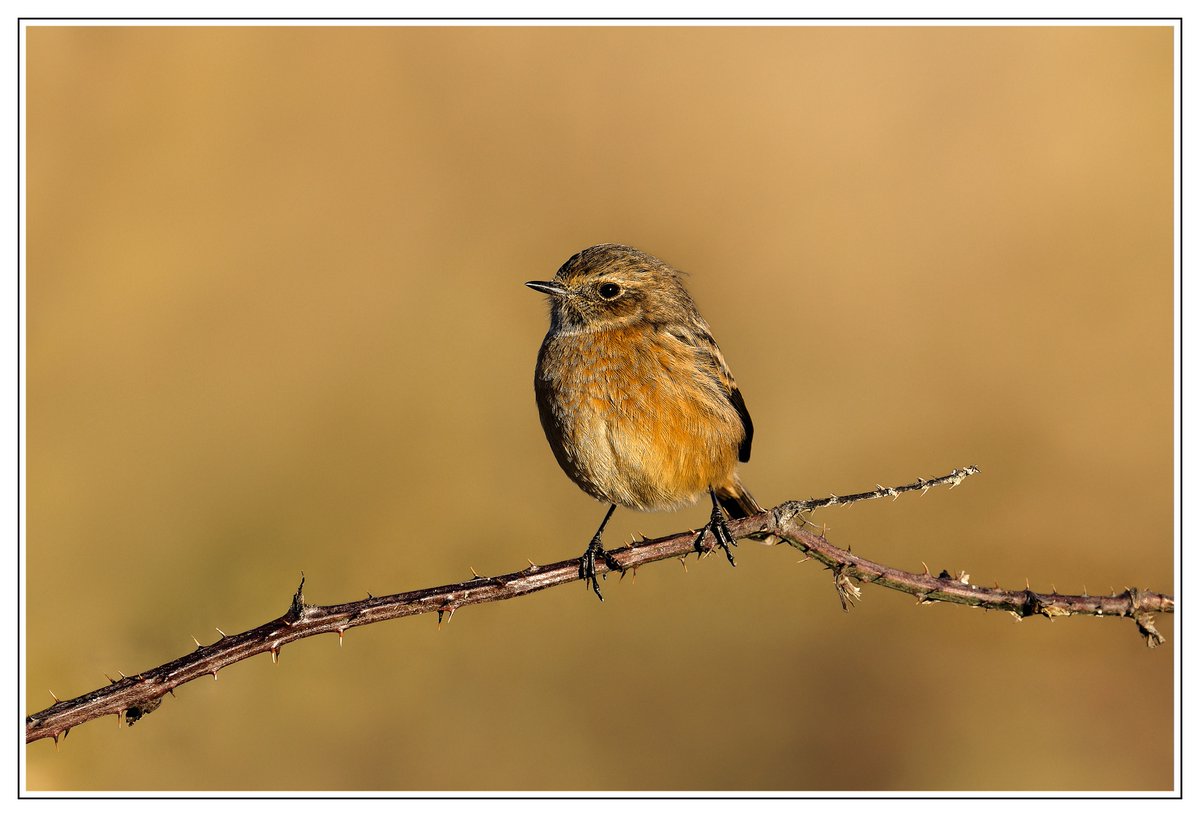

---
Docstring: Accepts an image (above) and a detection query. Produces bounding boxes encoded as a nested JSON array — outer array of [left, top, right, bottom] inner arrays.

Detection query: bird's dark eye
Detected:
[[598, 283, 621, 300]]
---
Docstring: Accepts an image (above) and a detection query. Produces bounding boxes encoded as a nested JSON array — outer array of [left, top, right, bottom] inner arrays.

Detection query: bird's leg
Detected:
[[693, 489, 738, 567], [580, 503, 619, 601]]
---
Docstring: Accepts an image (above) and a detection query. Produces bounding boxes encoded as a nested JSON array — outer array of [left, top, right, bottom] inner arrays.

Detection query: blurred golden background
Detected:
[[25, 25, 1174, 791]]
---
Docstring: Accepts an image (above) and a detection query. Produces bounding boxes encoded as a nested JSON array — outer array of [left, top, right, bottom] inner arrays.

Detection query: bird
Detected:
[[526, 243, 764, 600]]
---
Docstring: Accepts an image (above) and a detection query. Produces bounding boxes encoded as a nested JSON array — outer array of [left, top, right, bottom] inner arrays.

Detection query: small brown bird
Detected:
[[526, 244, 764, 600]]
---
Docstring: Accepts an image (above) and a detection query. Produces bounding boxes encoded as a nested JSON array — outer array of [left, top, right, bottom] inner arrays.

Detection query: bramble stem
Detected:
[[25, 466, 1172, 745]]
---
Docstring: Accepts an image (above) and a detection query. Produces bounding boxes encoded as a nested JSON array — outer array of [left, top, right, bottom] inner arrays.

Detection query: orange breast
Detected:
[[535, 324, 743, 511]]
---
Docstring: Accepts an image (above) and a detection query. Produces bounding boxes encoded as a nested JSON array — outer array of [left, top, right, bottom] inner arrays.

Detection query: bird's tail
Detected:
[[715, 475, 764, 520], [715, 476, 781, 545]]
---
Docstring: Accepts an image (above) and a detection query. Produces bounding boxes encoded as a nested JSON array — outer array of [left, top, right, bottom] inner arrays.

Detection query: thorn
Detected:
[[104, 673, 117, 684], [1051, 584, 1058, 595], [211, 670, 218, 680], [337, 627, 346, 646], [167, 688, 176, 698], [52, 732, 60, 750], [525, 558, 538, 570], [679, 556, 688, 573], [118, 671, 128, 679], [192, 635, 202, 649], [469, 566, 482, 579], [270, 645, 280, 665], [366, 591, 374, 600], [1082, 585, 1089, 597], [49, 689, 61, 704], [62, 727, 70, 744], [215, 627, 227, 639], [921, 561, 931, 577], [1025, 577, 1031, 590]]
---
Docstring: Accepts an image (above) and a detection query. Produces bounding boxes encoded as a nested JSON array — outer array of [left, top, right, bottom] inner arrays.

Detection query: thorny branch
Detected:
[[25, 466, 1173, 745]]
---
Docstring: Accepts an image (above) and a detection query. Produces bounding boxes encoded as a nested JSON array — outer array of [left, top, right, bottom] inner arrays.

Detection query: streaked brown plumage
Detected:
[[526, 244, 762, 599]]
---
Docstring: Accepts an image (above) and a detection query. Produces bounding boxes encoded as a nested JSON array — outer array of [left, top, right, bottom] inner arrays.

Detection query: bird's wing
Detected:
[[666, 320, 754, 463]]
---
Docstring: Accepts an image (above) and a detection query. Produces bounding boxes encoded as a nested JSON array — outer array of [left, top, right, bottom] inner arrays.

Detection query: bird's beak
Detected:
[[525, 280, 571, 297]]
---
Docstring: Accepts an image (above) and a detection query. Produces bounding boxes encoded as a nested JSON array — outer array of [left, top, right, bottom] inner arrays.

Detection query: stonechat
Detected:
[[527, 244, 763, 600]]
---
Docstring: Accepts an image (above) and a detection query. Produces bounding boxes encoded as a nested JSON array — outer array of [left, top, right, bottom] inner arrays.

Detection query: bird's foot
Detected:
[[579, 537, 622, 601], [693, 504, 738, 567]]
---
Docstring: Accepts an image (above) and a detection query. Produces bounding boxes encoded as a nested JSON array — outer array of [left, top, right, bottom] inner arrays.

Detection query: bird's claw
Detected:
[[693, 504, 738, 567], [580, 536, 617, 601]]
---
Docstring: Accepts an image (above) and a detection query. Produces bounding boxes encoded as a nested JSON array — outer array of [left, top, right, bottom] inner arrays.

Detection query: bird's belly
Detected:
[[536, 330, 740, 511]]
